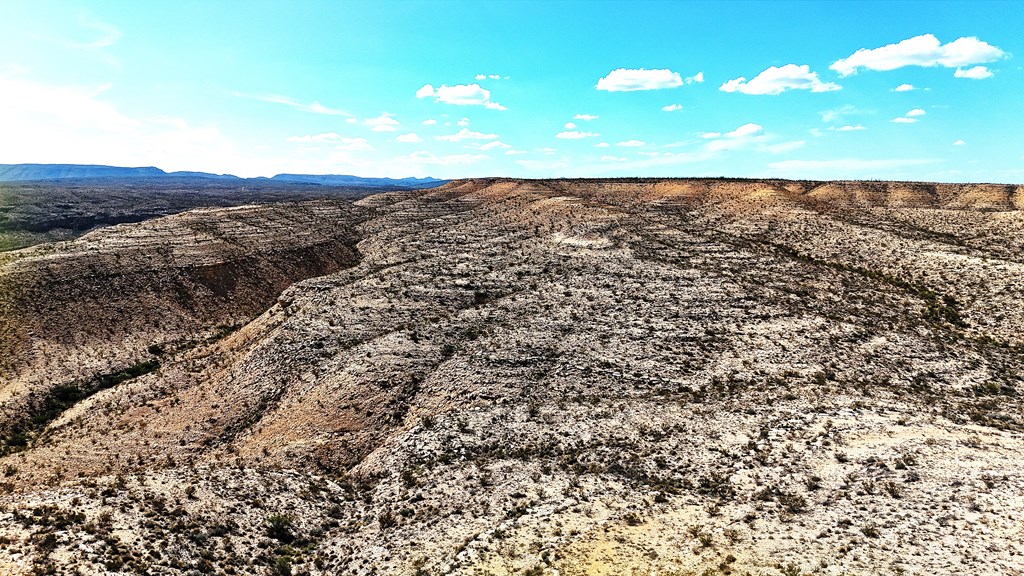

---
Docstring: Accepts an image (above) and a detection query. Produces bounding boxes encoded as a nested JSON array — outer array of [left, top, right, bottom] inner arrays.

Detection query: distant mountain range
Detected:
[[0, 164, 446, 189]]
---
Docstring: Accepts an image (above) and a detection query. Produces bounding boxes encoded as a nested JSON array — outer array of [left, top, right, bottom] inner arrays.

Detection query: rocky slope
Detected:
[[0, 178, 1022, 576], [0, 179, 390, 252]]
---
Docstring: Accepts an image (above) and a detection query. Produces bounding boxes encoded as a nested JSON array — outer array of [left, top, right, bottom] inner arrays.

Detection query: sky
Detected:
[[1, 0, 1022, 181]]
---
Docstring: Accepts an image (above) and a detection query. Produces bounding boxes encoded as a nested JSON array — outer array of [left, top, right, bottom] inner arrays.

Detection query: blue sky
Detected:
[[1, 0, 1022, 181]]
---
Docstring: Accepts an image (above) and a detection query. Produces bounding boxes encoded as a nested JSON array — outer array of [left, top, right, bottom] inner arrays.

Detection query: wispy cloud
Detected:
[[287, 132, 339, 143], [820, 105, 871, 124], [398, 150, 489, 166], [69, 16, 122, 49], [363, 112, 400, 132], [516, 159, 571, 171], [574, 114, 599, 121], [435, 128, 498, 142], [286, 133, 372, 150], [662, 104, 683, 112], [557, 130, 600, 139], [479, 140, 511, 150], [704, 123, 765, 151], [767, 158, 942, 178], [237, 93, 352, 116]]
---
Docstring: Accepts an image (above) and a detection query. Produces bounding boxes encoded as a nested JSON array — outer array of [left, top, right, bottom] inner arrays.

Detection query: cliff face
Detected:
[[0, 179, 1022, 576]]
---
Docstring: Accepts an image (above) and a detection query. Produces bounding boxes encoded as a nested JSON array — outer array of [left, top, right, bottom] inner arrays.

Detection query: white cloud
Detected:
[[720, 64, 840, 95], [363, 112, 399, 132], [516, 159, 570, 171], [594, 142, 610, 148], [820, 105, 873, 124], [829, 125, 867, 131], [686, 72, 704, 84], [831, 34, 1006, 76], [61, 15, 122, 49], [396, 132, 423, 143], [574, 114, 599, 121], [767, 158, 942, 178], [762, 140, 806, 154], [893, 83, 915, 92], [953, 140, 966, 146], [596, 68, 683, 92], [239, 93, 352, 116], [892, 108, 925, 124], [422, 119, 437, 125], [285, 134, 371, 150], [556, 130, 600, 139], [617, 140, 647, 147], [398, 150, 489, 166], [475, 74, 504, 80], [457, 117, 470, 126], [416, 83, 507, 110], [0, 76, 277, 175], [0, 76, 138, 134], [435, 128, 498, 142], [535, 147, 557, 155], [285, 133, 372, 150], [701, 123, 801, 154], [600, 156, 630, 162], [564, 122, 577, 129], [725, 123, 763, 138], [505, 149, 527, 155], [337, 138, 373, 151], [662, 104, 683, 112], [479, 140, 511, 150], [286, 132, 342, 143], [704, 123, 765, 151], [954, 65, 993, 79]]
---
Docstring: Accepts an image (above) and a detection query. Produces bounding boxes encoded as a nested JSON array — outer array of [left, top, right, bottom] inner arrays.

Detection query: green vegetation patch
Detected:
[[0, 359, 160, 455]]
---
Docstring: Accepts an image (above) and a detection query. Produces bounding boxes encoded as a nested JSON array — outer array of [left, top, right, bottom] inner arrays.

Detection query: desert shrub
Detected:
[[778, 491, 808, 513], [270, 556, 291, 576], [378, 510, 397, 529], [778, 563, 802, 576], [265, 514, 295, 543]]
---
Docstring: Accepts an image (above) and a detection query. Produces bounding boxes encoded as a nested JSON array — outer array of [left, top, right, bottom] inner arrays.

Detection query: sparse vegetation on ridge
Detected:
[[0, 177, 1022, 575]]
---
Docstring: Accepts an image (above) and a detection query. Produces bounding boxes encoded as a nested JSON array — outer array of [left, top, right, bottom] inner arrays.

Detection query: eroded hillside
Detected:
[[1, 178, 1022, 576]]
